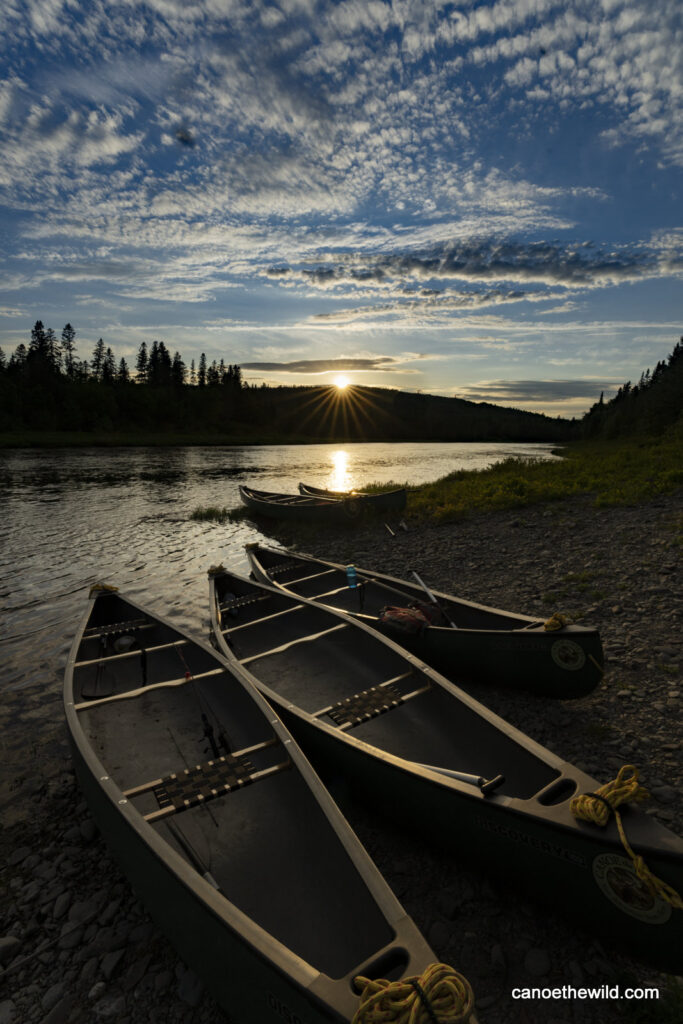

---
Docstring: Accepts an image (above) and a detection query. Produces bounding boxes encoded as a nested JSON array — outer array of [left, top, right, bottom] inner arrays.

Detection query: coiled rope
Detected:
[[352, 962, 474, 1024], [543, 612, 569, 631], [570, 764, 683, 910]]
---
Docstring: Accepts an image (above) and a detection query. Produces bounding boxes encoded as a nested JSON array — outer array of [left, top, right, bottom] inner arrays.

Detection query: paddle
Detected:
[[418, 763, 505, 796], [409, 570, 457, 629]]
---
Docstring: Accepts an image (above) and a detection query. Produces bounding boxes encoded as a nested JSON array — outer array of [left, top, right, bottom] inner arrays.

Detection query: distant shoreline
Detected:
[[0, 431, 564, 449]]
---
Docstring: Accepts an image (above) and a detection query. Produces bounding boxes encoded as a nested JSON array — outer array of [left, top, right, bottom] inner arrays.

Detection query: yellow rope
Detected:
[[207, 564, 226, 577], [89, 582, 118, 597], [570, 765, 683, 910], [352, 962, 474, 1024], [543, 612, 570, 631]]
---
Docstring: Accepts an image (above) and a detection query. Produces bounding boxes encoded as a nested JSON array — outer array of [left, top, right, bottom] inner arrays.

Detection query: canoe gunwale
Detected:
[[65, 591, 433, 1010], [246, 543, 604, 697]]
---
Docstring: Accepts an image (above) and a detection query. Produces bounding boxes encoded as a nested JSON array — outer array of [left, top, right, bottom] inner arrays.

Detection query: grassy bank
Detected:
[[406, 433, 683, 522]]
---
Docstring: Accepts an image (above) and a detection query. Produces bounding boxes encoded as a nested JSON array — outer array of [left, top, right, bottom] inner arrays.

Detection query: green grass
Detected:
[[407, 434, 683, 522], [190, 505, 248, 524]]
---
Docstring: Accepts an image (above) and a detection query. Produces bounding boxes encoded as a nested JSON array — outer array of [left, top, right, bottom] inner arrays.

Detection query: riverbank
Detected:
[[1, 489, 681, 1024]]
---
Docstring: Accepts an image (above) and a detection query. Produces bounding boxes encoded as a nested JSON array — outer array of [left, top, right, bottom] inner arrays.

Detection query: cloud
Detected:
[[455, 378, 621, 404], [240, 355, 420, 374]]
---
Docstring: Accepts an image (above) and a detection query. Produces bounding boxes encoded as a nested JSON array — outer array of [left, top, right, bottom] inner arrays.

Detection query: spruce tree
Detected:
[[61, 324, 76, 377], [136, 342, 148, 383]]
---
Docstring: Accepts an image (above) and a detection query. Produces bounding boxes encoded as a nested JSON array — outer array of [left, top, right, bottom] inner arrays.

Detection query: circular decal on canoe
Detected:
[[551, 639, 586, 671], [592, 854, 672, 924]]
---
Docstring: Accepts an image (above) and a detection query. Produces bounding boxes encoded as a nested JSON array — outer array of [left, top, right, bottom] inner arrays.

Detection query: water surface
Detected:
[[0, 441, 558, 696]]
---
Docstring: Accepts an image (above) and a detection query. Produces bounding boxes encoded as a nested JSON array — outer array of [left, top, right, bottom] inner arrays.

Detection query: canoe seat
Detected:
[[142, 750, 291, 823], [83, 618, 153, 640], [315, 671, 431, 731], [326, 684, 405, 727], [265, 561, 301, 577]]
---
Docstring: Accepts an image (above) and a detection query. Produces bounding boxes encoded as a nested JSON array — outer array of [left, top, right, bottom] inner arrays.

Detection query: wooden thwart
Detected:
[[239, 622, 348, 665], [222, 602, 306, 635], [74, 667, 225, 710], [75, 638, 190, 668]]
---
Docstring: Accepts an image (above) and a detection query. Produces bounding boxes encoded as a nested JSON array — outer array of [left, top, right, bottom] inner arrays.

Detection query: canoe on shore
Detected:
[[64, 586, 439, 1024], [245, 543, 604, 699], [239, 485, 359, 524], [299, 483, 407, 513], [209, 567, 683, 974]]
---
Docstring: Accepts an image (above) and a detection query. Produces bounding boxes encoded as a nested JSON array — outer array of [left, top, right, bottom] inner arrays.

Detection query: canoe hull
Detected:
[[240, 486, 356, 525], [298, 483, 407, 513], [246, 544, 604, 698], [65, 591, 437, 1023], [209, 569, 683, 975], [67, 735, 344, 1024]]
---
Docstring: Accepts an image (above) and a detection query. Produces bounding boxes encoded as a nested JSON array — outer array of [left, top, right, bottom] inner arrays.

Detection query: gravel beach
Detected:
[[1, 489, 681, 1024]]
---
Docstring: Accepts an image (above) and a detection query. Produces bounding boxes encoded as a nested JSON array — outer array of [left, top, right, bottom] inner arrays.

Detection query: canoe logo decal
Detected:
[[551, 639, 586, 671], [592, 854, 672, 924]]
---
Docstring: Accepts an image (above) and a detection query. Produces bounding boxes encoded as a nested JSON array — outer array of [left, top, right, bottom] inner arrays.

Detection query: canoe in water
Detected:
[[209, 567, 683, 974], [64, 586, 440, 1024], [239, 485, 359, 524], [298, 483, 407, 514], [245, 543, 604, 699]]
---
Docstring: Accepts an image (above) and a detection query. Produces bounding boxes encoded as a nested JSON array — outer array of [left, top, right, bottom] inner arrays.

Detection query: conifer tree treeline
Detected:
[[1, 320, 680, 441], [0, 321, 244, 433], [582, 338, 683, 439]]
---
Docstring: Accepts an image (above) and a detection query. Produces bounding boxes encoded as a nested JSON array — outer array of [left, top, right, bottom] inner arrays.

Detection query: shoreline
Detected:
[[1, 489, 681, 1023], [0, 432, 567, 449]]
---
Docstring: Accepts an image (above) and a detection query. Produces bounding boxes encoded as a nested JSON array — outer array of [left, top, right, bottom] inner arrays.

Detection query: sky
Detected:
[[0, 0, 681, 418]]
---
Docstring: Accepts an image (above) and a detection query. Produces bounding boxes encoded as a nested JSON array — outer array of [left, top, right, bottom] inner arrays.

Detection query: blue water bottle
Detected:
[[346, 564, 357, 589]]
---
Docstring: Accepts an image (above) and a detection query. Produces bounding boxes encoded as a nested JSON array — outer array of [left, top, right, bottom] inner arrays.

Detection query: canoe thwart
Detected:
[[143, 754, 292, 823], [75, 637, 191, 668], [239, 623, 348, 666]]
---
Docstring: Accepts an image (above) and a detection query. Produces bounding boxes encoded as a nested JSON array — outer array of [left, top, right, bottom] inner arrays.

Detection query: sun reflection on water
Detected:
[[330, 449, 351, 492]]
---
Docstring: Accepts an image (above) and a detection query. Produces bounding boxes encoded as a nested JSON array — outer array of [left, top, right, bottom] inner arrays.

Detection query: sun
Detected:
[[333, 375, 350, 390]]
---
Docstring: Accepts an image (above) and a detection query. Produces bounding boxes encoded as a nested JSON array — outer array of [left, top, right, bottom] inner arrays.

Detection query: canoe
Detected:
[[245, 544, 604, 699], [239, 485, 359, 524], [299, 483, 407, 514], [64, 585, 440, 1024], [209, 567, 683, 973]]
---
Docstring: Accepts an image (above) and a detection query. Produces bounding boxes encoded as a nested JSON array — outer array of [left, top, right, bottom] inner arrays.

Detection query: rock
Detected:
[[651, 785, 677, 804], [154, 969, 173, 993], [58, 923, 83, 950], [427, 920, 452, 949], [0, 938, 21, 966], [99, 900, 121, 927], [40, 984, 65, 1013], [53, 892, 71, 920], [93, 994, 127, 1019], [88, 982, 107, 1002], [177, 967, 203, 1007], [80, 819, 98, 843], [68, 899, 100, 925], [0, 1002, 15, 1024], [42, 995, 74, 1024], [524, 948, 551, 977], [491, 944, 506, 972], [101, 949, 126, 981], [7, 847, 32, 867]]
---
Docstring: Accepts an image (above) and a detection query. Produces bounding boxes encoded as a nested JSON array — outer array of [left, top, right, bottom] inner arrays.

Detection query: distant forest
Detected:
[[582, 337, 683, 439], [0, 321, 681, 443]]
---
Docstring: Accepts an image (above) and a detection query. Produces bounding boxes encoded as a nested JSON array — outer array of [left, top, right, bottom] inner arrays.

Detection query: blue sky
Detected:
[[1, 0, 681, 417]]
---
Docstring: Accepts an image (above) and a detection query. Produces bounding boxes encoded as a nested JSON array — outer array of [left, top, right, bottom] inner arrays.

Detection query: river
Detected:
[[0, 441, 558, 696]]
